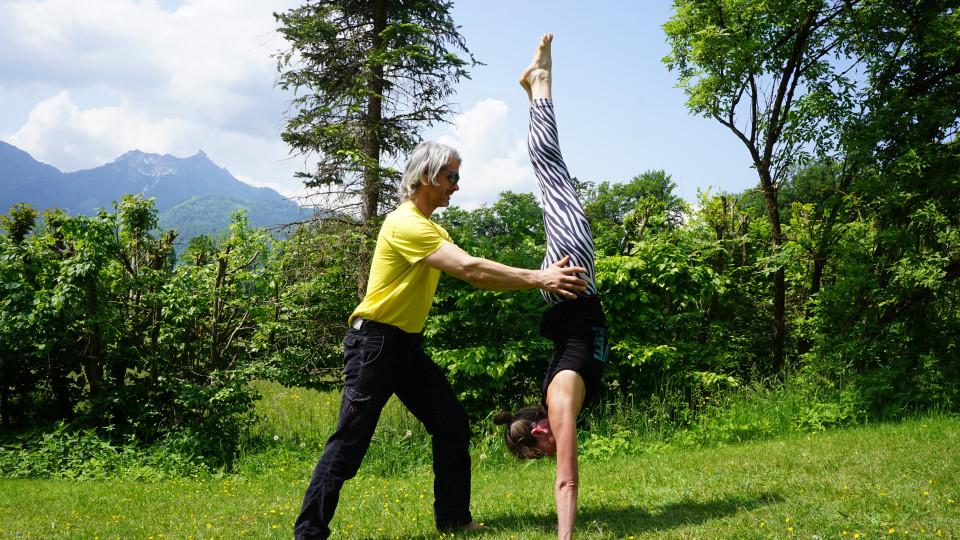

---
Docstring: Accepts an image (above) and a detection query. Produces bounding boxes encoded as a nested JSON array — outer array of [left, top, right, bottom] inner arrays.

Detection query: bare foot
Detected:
[[519, 33, 553, 104]]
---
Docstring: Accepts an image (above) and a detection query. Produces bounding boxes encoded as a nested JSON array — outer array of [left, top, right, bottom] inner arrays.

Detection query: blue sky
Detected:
[[0, 0, 759, 212]]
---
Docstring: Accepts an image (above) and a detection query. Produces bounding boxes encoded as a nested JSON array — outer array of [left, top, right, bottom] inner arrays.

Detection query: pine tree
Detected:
[[274, 0, 478, 223]]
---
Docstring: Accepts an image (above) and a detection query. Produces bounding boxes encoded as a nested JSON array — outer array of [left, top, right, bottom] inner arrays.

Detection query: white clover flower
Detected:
[[274, 435, 280, 441]]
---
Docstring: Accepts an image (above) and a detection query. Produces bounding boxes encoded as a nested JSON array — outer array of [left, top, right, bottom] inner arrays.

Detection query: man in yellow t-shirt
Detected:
[[347, 200, 451, 333], [295, 141, 589, 540]]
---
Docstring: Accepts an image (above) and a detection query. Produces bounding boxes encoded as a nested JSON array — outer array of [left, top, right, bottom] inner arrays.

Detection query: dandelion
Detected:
[[479, 454, 487, 460], [274, 435, 280, 441]]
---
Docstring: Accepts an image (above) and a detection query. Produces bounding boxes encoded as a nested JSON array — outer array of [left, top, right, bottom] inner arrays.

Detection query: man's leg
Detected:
[[293, 329, 395, 539], [395, 347, 474, 530], [521, 34, 598, 305]]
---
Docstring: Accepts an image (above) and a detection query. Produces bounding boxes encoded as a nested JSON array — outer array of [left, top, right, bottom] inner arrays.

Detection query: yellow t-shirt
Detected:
[[350, 201, 451, 333]]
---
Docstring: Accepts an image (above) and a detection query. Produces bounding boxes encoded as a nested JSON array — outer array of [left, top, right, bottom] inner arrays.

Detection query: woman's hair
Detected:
[[493, 405, 548, 460], [397, 141, 461, 200]]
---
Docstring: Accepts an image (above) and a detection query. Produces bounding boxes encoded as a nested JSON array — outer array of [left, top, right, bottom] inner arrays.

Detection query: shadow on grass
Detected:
[[348, 492, 785, 539], [476, 491, 785, 537]]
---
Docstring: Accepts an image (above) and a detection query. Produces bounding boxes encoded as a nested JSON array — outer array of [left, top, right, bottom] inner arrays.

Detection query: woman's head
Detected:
[[493, 406, 552, 460]]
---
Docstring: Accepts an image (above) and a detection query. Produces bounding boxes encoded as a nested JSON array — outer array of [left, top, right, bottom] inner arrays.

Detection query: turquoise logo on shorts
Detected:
[[592, 326, 609, 363]]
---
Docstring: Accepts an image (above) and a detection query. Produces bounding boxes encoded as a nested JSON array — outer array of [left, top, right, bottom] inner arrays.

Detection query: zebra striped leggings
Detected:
[[528, 98, 598, 306]]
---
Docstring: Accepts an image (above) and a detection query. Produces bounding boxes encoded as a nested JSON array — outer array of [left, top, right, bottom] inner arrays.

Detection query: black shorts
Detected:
[[539, 295, 609, 411]]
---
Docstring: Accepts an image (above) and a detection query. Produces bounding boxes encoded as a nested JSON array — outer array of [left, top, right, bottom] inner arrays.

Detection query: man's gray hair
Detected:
[[398, 141, 461, 200]]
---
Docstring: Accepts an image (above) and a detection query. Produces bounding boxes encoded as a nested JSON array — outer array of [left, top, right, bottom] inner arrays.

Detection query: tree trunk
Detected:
[[760, 171, 787, 374], [798, 170, 853, 357], [356, 0, 387, 299], [211, 249, 230, 371], [83, 278, 104, 398], [0, 384, 7, 426], [361, 0, 386, 225]]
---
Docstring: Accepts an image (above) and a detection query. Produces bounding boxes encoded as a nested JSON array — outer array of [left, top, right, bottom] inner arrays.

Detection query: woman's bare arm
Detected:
[[546, 370, 586, 540]]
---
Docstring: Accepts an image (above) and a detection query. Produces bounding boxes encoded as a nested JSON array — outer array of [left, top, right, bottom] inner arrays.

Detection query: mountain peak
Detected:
[[1, 142, 289, 216], [115, 149, 146, 161], [111, 149, 219, 178]]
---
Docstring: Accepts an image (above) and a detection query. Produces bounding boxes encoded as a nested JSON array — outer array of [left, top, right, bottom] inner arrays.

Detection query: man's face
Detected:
[[422, 156, 460, 210]]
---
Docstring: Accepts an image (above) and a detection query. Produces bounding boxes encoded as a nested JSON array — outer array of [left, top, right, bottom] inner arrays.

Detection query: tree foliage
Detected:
[[584, 170, 687, 256], [0, 198, 278, 464], [253, 217, 368, 390], [663, 0, 960, 373]]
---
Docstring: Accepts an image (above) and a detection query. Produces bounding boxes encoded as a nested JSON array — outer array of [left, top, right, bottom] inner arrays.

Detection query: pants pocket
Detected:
[[342, 332, 385, 402]]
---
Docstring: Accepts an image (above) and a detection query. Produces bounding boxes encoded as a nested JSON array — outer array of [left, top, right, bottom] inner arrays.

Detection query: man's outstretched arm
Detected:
[[423, 242, 587, 298]]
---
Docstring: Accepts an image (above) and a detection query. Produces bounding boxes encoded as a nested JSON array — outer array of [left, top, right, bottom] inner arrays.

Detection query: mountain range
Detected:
[[0, 141, 313, 246]]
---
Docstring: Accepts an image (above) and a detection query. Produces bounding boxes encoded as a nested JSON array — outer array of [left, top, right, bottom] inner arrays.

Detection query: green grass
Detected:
[[1, 383, 958, 539]]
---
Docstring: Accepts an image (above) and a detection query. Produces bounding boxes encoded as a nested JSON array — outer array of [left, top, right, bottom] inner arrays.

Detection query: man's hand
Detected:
[[539, 255, 587, 298]]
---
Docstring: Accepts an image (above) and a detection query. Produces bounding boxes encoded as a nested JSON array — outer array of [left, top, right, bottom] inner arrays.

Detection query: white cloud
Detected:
[[0, 0, 302, 191], [433, 98, 535, 211], [8, 90, 192, 170]]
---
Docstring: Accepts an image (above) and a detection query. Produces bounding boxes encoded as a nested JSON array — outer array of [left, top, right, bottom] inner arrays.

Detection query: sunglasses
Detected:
[[440, 167, 460, 185]]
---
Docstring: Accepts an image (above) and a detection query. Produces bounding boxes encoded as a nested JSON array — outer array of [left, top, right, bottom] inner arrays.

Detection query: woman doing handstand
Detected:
[[493, 33, 608, 540]]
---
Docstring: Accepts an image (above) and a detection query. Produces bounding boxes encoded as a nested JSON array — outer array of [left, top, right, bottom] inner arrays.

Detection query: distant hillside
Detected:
[[0, 141, 314, 247], [159, 194, 312, 247], [0, 142, 65, 212]]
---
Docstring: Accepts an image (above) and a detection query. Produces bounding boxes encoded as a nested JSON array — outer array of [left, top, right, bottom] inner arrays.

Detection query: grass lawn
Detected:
[[1, 415, 957, 539]]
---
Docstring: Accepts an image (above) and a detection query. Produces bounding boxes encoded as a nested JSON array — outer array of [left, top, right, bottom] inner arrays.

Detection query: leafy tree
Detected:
[[149, 212, 273, 459], [0, 203, 39, 245], [0, 204, 42, 425], [801, 0, 960, 414], [183, 234, 216, 266], [663, 0, 862, 371], [583, 170, 686, 256], [0, 199, 280, 464], [253, 217, 365, 390], [735, 158, 851, 344], [274, 0, 478, 223]]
